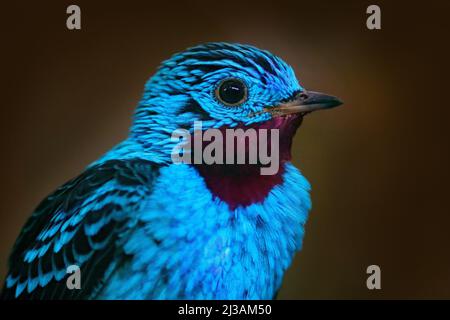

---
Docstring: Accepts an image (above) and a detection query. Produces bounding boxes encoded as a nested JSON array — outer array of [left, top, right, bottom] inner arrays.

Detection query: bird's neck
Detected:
[[194, 163, 286, 210], [193, 115, 303, 210]]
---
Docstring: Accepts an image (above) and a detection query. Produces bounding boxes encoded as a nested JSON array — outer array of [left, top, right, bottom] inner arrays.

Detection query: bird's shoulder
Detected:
[[2, 158, 158, 299]]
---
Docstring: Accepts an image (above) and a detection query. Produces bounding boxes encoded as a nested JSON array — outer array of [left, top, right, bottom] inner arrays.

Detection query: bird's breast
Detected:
[[191, 114, 303, 209], [98, 163, 311, 299]]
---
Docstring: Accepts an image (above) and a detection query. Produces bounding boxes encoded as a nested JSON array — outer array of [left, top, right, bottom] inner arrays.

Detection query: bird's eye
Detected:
[[215, 78, 248, 106]]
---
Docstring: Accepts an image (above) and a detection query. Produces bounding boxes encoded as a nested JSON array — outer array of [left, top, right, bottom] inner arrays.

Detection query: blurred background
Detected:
[[1, 0, 449, 299]]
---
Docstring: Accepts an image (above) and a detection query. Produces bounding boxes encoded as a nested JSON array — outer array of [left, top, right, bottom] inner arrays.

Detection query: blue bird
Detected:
[[2, 43, 341, 299]]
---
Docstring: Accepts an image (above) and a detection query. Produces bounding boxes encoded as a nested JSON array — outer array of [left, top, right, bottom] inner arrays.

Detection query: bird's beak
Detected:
[[265, 91, 343, 117]]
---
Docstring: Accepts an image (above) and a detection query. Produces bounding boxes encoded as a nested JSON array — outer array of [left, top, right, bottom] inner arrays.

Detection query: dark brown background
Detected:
[[1, 0, 449, 299]]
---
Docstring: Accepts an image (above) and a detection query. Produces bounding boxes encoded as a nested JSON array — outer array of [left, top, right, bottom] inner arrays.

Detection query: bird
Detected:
[[1, 42, 341, 300]]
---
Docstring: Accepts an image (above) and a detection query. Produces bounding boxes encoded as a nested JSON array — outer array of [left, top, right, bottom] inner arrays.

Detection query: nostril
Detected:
[[299, 92, 308, 100]]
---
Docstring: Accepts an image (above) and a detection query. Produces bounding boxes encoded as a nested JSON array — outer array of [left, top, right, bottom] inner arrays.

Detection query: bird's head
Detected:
[[132, 42, 341, 153], [131, 43, 341, 207]]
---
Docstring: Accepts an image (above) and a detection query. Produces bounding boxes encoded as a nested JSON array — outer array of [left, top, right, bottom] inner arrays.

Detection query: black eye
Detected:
[[215, 78, 247, 106]]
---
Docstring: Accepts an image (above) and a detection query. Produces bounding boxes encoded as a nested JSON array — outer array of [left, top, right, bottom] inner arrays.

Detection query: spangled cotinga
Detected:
[[2, 43, 341, 299]]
